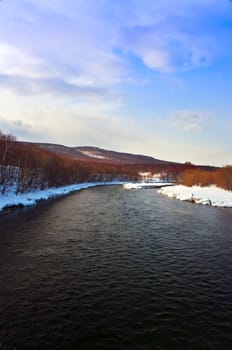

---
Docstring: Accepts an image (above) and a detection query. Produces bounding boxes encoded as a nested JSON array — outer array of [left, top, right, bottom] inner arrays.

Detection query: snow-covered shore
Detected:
[[0, 181, 123, 213], [1, 182, 231, 213], [158, 185, 232, 208], [123, 182, 173, 189]]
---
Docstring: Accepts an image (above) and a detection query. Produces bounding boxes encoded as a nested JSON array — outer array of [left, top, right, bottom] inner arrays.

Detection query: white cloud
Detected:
[[0, 0, 231, 166], [0, 74, 110, 98], [0, 117, 46, 141], [166, 111, 205, 132], [0, 0, 231, 95], [0, 43, 47, 78]]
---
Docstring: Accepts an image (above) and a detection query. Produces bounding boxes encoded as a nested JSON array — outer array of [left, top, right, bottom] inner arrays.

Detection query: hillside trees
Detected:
[[0, 131, 139, 194], [0, 132, 18, 194], [2, 130, 230, 194], [0, 131, 17, 164]]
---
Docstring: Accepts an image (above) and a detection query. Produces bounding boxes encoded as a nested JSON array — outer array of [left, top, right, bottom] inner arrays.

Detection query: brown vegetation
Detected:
[[182, 167, 232, 191], [2, 130, 229, 194], [0, 131, 139, 194]]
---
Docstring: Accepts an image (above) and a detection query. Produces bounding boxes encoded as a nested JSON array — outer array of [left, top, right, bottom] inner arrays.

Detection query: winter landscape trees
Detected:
[[0, 131, 138, 194], [1, 130, 231, 195]]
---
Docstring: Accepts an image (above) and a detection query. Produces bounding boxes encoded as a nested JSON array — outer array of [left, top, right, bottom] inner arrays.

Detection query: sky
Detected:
[[0, 0, 232, 166]]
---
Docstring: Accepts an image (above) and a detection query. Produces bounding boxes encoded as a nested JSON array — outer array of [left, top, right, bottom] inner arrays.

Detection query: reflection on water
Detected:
[[0, 186, 232, 349]]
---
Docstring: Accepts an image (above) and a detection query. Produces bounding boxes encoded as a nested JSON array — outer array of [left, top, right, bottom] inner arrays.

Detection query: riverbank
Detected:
[[158, 185, 232, 208], [0, 181, 123, 213], [123, 182, 174, 189]]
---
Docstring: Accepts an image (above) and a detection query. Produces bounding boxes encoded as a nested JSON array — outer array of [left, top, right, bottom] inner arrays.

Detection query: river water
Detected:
[[0, 185, 232, 349]]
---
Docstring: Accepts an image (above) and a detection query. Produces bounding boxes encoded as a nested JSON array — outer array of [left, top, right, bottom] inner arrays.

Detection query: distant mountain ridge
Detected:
[[32, 143, 178, 166]]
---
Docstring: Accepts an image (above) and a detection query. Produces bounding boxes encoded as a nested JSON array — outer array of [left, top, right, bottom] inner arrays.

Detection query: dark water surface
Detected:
[[0, 185, 232, 350]]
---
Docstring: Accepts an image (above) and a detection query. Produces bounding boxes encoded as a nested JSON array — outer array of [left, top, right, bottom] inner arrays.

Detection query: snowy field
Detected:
[[0, 182, 123, 213], [158, 185, 232, 208]]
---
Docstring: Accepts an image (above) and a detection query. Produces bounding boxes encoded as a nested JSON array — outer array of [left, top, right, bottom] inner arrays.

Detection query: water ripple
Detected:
[[0, 186, 232, 349]]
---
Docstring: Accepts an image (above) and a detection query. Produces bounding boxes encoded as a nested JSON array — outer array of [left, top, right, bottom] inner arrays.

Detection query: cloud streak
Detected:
[[0, 0, 231, 94], [0, 74, 109, 98], [166, 111, 205, 132], [0, 117, 47, 141]]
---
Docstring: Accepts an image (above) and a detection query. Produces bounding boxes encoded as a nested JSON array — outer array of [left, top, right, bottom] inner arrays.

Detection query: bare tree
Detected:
[[0, 131, 17, 165]]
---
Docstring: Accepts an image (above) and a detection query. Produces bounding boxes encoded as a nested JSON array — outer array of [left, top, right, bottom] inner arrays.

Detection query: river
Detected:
[[0, 185, 232, 349]]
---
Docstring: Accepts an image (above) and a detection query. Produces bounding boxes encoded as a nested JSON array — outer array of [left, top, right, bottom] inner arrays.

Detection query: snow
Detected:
[[158, 185, 232, 208], [123, 182, 173, 189], [80, 150, 107, 159], [2, 182, 231, 213], [0, 181, 123, 213]]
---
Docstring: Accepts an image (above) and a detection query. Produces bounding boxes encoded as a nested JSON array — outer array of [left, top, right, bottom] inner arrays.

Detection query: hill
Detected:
[[30, 143, 177, 166]]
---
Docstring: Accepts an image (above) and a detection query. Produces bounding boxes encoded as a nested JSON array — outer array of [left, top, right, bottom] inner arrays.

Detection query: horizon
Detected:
[[0, 1, 232, 167]]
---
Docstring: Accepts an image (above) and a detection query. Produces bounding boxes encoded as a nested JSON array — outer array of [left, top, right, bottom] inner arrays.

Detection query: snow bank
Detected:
[[0, 181, 123, 213], [123, 182, 173, 189], [158, 185, 232, 208]]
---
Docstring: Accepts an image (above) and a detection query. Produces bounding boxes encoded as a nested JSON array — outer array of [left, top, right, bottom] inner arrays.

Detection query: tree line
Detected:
[[1, 130, 230, 194], [0, 131, 138, 194]]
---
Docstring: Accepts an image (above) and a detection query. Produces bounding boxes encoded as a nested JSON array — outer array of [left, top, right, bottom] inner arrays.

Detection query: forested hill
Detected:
[[30, 143, 174, 165], [29, 142, 216, 176], [27, 141, 214, 177]]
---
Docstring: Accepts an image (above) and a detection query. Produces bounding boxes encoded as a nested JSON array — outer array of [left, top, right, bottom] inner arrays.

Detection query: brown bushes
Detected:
[[215, 166, 232, 191], [183, 166, 232, 191]]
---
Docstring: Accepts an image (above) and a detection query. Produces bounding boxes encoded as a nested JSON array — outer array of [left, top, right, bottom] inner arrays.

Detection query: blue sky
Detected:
[[0, 0, 232, 165]]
